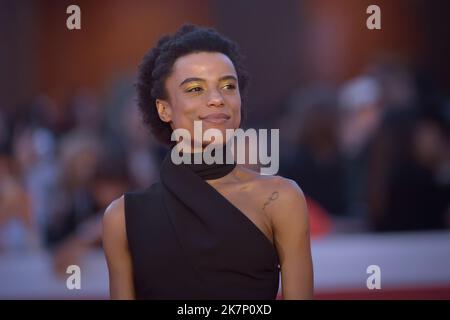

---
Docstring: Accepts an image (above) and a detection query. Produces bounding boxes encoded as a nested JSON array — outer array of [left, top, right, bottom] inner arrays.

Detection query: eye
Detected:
[[186, 87, 203, 93], [222, 84, 236, 90]]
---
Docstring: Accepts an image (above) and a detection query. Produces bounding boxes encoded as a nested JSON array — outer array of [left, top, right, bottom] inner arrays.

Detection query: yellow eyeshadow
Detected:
[[185, 83, 202, 91]]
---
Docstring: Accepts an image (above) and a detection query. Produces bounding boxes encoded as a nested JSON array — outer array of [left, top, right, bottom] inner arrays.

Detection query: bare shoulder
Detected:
[[259, 174, 304, 198], [241, 167, 305, 205], [104, 195, 125, 220], [236, 166, 306, 214], [103, 195, 126, 237], [242, 169, 308, 223], [273, 176, 306, 207], [102, 195, 135, 299]]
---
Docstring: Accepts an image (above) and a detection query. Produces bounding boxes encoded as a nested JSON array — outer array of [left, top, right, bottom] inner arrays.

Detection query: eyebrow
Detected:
[[179, 75, 238, 87]]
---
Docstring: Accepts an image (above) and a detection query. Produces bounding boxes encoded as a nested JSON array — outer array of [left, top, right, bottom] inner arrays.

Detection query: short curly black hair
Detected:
[[136, 24, 250, 145]]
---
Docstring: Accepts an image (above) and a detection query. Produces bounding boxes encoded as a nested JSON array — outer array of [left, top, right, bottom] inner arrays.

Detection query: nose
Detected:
[[207, 89, 224, 108]]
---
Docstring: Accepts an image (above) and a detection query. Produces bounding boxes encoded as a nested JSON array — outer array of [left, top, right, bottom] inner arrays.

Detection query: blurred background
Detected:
[[0, 0, 449, 299]]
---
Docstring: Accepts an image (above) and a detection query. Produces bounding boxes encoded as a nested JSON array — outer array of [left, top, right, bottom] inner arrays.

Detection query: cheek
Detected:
[[226, 95, 242, 127], [170, 96, 199, 127]]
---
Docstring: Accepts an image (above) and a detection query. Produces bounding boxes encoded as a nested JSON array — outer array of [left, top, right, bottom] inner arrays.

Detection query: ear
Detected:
[[156, 99, 172, 123]]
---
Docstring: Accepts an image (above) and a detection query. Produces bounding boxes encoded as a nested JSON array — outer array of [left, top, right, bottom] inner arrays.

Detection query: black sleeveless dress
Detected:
[[124, 151, 280, 299]]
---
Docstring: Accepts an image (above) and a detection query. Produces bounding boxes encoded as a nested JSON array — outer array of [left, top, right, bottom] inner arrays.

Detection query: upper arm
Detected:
[[269, 178, 314, 299], [102, 195, 135, 299]]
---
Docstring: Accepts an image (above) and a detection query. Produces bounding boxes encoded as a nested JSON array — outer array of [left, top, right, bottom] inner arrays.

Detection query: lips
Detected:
[[199, 113, 231, 124]]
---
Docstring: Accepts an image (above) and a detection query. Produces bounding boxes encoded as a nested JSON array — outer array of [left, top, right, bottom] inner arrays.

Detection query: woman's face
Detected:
[[157, 51, 241, 148]]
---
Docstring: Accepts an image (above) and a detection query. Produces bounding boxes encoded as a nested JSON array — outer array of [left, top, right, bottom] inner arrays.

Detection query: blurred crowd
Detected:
[[0, 56, 449, 273], [278, 56, 450, 233], [0, 78, 165, 273]]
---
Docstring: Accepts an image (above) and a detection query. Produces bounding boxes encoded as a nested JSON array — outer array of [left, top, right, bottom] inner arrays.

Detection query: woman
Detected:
[[103, 24, 313, 300]]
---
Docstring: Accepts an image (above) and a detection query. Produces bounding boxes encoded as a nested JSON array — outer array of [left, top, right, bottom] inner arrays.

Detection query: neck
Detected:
[[175, 141, 235, 165], [172, 143, 236, 180]]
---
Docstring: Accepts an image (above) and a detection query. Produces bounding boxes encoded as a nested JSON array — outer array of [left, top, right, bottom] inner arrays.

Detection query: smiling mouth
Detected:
[[199, 113, 231, 124]]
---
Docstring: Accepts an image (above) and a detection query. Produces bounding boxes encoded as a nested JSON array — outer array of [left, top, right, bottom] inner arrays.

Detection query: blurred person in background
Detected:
[[51, 148, 130, 275], [0, 151, 38, 252], [281, 87, 348, 218], [13, 128, 59, 245], [371, 109, 450, 231], [45, 131, 102, 249], [0, 97, 61, 252], [367, 57, 450, 231], [338, 76, 383, 222], [102, 79, 162, 189], [118, 96, 160, 189]]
